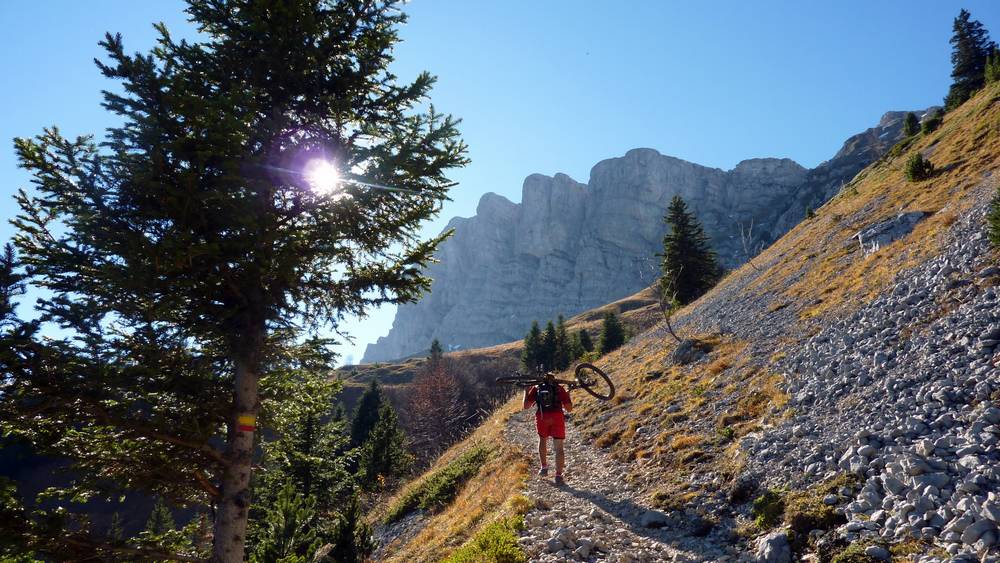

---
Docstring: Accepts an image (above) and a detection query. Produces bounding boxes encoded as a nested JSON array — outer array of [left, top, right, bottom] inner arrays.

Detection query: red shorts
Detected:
[[535, 411, 566, 440]]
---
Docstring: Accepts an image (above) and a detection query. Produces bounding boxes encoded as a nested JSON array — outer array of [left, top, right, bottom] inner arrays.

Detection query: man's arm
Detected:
[[523, 387, 536, 410], [561, 386, 573, 413]]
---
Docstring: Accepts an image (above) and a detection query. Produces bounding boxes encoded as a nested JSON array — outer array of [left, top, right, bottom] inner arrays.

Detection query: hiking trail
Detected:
[[508, 409, 739, 562]]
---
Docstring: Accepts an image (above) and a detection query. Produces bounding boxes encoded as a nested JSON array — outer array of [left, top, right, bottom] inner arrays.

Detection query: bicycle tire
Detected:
[[574, 363, 615, 400]]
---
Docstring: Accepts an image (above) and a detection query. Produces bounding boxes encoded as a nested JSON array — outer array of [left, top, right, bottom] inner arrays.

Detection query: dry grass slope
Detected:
[[375, 84, 1000, 559], [373, 401, 531, 562]]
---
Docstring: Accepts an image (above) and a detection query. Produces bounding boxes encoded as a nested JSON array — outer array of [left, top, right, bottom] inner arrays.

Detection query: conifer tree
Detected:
[[904, 153, 935, 181], [540, 321, 558, 372], [106, 513, 124, 545], [521, 321, 543, 372], [554, 315, 571, 370], [922, 109, 944, 134], [598, 312, 626, 355], [145, 498, 176, 537], [429, 339, 444, 365], [350, 380, 385, 447], [903, 112, 920, 137], [357, 405, 412, 490], [249, 484, 323, 563], [569, 332, 585, 361], [577, 329, 594, 353], [2, 1, 466, 560], [945, 9, 996, 110], [659, 195, 720, 305], [987, 49, 1000, 84], [327, 493, 375, 563]]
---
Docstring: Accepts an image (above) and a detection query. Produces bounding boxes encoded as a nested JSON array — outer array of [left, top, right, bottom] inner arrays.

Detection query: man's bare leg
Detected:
[[554, 439, 565, 477], [537, 435, 548, 471]]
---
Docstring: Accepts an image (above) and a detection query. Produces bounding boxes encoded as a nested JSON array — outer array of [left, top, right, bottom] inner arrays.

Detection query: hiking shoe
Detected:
[[554, 475, 565, 486], [537, 466, 548, 477]]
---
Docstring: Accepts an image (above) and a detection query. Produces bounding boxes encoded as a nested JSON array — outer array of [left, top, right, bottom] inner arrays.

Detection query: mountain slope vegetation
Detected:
[[375, 83, 1000, 562]]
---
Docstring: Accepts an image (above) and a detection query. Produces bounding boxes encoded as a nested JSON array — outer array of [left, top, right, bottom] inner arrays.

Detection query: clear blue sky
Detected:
[[2, 1, 998, 364]]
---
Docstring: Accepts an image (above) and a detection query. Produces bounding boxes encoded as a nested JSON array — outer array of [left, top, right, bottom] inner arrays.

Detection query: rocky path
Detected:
[[508, 409, 735, 562]]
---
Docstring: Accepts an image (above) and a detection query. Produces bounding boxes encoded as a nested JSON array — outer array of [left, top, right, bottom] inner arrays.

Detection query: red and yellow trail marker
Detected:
[[237, 414, 256, 433]]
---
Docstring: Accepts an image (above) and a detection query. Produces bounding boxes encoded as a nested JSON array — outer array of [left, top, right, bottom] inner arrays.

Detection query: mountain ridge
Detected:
[[364, 109, 933, 363]]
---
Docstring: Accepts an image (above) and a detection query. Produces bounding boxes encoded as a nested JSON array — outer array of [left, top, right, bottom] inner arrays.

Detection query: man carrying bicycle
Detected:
[[523, 372, 573, 485]]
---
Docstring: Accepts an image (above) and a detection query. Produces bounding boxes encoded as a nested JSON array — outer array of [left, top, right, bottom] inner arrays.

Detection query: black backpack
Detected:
[[536, 382, 560, 413]]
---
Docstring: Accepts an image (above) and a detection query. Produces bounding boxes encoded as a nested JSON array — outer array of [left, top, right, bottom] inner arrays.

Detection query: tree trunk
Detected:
[[212, 328, 264, 563]]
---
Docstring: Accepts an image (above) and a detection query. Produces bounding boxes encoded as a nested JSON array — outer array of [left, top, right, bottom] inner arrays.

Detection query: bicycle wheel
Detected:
[[574, 363, 615, 400]]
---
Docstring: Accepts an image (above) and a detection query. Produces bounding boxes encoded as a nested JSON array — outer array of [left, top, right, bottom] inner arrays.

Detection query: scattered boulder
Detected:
[[854, 211, 928, 256], [640, 510, 671, 528], [864, 545, 890, 560], [754, 529, 791, 563], [671, 338, 708, 365]]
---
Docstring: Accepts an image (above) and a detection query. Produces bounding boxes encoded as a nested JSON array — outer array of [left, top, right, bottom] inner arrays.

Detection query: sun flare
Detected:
[[304, 159, 341, 194]]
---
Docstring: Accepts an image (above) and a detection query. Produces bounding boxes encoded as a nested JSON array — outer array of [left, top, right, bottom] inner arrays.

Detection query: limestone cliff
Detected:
[[363, 109, 933, 363]]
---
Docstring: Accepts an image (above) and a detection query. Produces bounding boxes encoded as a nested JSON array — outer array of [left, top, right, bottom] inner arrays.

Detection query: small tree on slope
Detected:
[[904, 153, 935, 181], [598, 312, 626, 355], [660, 195, 721, 305], [357, 404, 412, 491], [522, 321, 544, 373], [945, 9, 996, 110], [350, 379, 386, 448], [903, 112, 920, 137], [2, 1, 466, 560]]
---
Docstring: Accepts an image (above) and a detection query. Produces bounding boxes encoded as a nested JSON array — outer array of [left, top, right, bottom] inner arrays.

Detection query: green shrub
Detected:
[[921, 109, 943, 134], [384, 445, 491, 523], [904, 153, 934, 181], [902, 112, 919, 136], [444, 516, 527, 563], [805, 207, 816, 219], [751, 489, 785, 529], [988, 188, 1000, 248], [988, 49, 1000, 84], [784, 490, 845, 538], [830, 540, 880, 563]]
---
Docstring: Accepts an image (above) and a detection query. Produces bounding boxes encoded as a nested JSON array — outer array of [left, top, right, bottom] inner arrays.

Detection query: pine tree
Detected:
[[988, 49, 1000, 84], [554, 315, 571, 370], [106, 512, 124, 545], [250, 484, 323, 563], [327, 493, 376, 563], [3, 1, 466, 560], [357, 405, 412, 490], [659, 195, 721, 305], [578, 329, 594, 353], [945, 9, 996, 110], [598, 312, 626, 355], [350, 380, 385, 447], [904, 153, 934, 181], [521, 321, 543, 373], [429, 339, 444, 365], [903, 112, 920, 137], [540, 321, 558, 372], [145, 498, 176, 536], [922, 109, 944, 134]]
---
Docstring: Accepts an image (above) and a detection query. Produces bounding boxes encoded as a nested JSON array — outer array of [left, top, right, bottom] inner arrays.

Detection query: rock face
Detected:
[[363, 109, 933, 363]]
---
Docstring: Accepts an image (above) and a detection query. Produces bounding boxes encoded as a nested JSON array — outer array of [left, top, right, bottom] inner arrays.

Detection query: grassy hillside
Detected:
[[371, 401, 532, 562], [336, 286, 662, 412], [374, 85, 1000, 561]]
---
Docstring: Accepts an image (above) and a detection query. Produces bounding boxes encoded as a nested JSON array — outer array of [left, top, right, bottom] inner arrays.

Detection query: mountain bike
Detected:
[[496, 363, 615, 401]]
